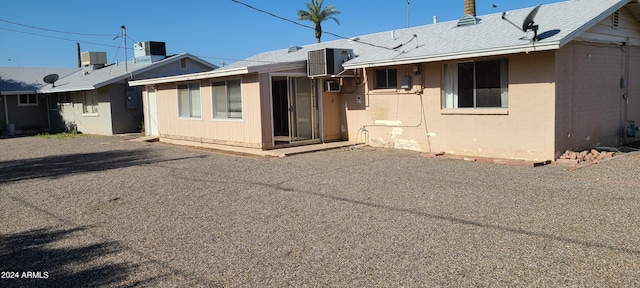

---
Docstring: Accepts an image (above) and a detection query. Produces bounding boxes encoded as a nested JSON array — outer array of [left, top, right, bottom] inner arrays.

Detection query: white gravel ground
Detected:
[[1, 135, 639, 287]]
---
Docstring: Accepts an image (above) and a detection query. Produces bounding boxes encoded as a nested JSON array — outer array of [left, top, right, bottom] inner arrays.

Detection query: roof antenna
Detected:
[[522, 4, 542, 42], [502, 4, 542, 42], [43, 74, 59, 88]]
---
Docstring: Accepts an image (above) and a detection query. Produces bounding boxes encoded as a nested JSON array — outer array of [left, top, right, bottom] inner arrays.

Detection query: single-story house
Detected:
[[1, 41, 217, 136], [0, 67, 76, 135], [130, 0, 640, 161]]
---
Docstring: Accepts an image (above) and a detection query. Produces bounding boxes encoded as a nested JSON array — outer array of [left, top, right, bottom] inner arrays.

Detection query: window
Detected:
[[443, 59, 508, 108], [178, 83, 201, 118], [212, 79, 242, 119], [18, 94, 38, 106], [83, 91, 99, 114], [375, 68, 397, 88], [58, 93, 71, 104]]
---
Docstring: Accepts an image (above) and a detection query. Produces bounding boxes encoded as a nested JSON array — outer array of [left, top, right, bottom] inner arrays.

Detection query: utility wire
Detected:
[[0, 18, 116, 37], [1, 26, 285, 66], [230, 0, 401, 51], [0, 27, 123, 49]]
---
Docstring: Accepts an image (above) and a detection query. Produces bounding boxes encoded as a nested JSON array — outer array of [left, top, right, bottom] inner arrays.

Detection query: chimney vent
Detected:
[[464, 0, 476, 16]]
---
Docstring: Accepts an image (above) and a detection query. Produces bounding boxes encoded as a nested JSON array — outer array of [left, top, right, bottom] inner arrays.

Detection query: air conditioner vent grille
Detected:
[[307, 48, 353, 78]]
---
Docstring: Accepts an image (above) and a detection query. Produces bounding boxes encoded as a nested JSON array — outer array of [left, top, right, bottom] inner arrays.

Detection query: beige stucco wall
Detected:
[[341, 52, 557, 161], [554, 42, 627, 154], [628, 46, 640, 135], [148, 74, 264, 148], [554, 6, 640, 155], [59, 87, 113, 135]]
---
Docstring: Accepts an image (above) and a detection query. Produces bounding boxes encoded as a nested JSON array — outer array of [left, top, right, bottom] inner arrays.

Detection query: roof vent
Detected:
[[612, 10, 620, 29], [457, 15, 478, 27], [288, 45, 302, 53]]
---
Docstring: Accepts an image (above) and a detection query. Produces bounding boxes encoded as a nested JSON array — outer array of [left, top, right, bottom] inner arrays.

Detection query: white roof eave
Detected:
[[129, 67, 250, 86], [129, 61, 306, 86], [1, 90, 37, 95], [39, 86, 96, 93]]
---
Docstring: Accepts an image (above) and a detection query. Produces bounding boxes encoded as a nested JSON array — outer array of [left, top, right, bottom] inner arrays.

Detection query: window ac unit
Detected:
[[324, 80, 340, 92], [308, 48, 354, 78]]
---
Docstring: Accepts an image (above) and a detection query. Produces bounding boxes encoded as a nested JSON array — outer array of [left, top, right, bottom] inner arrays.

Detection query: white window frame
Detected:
[[83, 90, 99, 114], [177, 82, 202, 119], [442, 59, 509, 109], [18, 94, 38, 106], [212, 78, 243, 120]]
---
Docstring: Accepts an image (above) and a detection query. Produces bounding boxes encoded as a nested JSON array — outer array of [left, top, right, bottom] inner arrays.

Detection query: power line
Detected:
[[0, 27, 123, 49], [0, 18, 116, 37], [1, 26, 285, 66], [230, 0, 398, 51]]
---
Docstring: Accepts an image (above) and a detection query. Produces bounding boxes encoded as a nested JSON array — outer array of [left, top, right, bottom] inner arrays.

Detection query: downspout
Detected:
[[622, 39, 630, 143], [46, 94, 51, 132], [3, 94, 9, 131], [315, 78, 324, 144]]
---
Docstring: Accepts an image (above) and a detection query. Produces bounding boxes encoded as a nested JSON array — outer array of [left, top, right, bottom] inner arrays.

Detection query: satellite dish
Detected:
[[43, 73, 59, 87], [522, 4, 542, 41]]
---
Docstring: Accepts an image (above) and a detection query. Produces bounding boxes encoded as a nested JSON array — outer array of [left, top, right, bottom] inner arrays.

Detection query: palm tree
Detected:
[[297, 0, 340, 43]]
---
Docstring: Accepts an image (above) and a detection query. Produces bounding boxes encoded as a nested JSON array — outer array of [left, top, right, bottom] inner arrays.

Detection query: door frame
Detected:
[[269, 72, 321, 147], [146, 86, 159, 136]]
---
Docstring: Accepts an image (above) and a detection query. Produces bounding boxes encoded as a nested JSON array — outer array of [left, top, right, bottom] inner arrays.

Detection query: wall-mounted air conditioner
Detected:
[[324, 80, 340, 92], [308, 48, 354, 78]]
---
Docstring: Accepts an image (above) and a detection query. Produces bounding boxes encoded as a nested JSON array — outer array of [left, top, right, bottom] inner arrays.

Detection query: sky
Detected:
[[1, 0, 563, 68]]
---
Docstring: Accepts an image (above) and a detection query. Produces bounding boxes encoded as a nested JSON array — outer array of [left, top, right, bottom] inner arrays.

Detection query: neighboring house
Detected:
[[1, 42, 217, 136], [0, 67, 76, 135], [130, 0, 640, 161], [37, 44, 218, 135]]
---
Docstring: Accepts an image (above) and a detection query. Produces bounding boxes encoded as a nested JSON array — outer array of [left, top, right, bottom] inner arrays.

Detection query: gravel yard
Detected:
[[1, 135, 639, 287]]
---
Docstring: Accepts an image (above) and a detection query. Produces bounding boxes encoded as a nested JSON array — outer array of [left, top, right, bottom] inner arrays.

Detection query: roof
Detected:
[[38, 53, 217, 93], [342, 0, 631, 68], [130, 0, 632, 86], [0, 67, 77, 95]]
